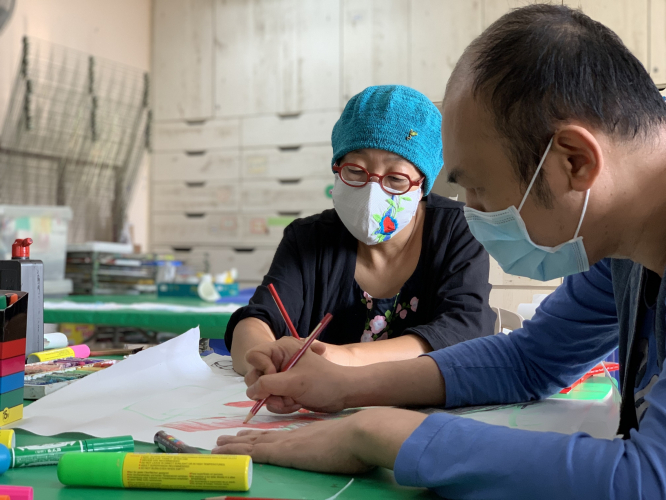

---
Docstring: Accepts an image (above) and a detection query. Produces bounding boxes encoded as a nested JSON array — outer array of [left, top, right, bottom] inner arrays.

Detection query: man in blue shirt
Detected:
[[213, 4, 666, 498]]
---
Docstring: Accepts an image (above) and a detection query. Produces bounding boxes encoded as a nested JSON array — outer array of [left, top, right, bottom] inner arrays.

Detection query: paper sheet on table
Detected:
[[11, 327, 354, 450], [429, 376, 621, 439]]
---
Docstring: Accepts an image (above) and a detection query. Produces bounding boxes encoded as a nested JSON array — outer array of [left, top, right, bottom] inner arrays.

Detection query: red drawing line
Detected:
[[163, 415, 327, 432]]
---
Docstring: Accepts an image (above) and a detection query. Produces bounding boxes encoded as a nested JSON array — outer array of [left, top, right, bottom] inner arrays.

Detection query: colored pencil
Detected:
[[244, 313, 333, 424], [267, 283, 300, 340]]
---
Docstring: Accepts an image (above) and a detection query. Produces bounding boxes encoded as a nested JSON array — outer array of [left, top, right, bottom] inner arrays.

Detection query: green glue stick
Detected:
[[10, 436, 134, 468], [58, 452, 252, 491]]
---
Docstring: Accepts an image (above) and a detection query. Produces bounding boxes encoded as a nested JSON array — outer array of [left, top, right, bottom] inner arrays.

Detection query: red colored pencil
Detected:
[[267, 283, 300, 340], [244, 313, 333, 424]]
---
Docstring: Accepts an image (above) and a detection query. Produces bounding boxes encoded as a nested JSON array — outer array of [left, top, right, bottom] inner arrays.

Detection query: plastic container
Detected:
[[0, 206, 72, 281]]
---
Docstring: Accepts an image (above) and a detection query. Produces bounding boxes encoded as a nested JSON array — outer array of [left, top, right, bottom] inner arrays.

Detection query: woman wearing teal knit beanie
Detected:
[[226, 85, 495, 373]]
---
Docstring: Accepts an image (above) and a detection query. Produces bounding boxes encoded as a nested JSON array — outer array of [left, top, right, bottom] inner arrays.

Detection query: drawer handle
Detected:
[[278, 211, 301, 217], [172, 247, 192, 253], [186, 181, 206, 188], [185, 120, 206, 126], [278, 145, 302, 152], [278, 178, 302, 185], [277, 112, 301, 119], [185, 213, 206, 219], [233, 248, 256, 253], [185, 150, 206, 156]]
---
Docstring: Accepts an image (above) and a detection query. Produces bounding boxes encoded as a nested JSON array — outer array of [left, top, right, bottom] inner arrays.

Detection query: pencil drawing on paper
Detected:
[[163, 409, 359, 433], [123, 385, 248, 422]]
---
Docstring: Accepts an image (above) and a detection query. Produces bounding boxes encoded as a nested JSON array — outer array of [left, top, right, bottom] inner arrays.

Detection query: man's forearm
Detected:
[[343, 355, 446, 408]]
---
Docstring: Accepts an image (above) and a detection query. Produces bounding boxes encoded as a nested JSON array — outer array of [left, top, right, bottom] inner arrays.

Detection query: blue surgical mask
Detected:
[[463, 137, 590, 282]]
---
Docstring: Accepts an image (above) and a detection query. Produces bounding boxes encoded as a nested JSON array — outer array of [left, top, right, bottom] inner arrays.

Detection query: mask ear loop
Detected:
[[573, 189, 590, 238], [518, 136, 555, 213]]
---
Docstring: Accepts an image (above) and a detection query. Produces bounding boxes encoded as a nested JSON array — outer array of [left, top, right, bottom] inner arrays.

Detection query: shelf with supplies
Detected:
[[153, 245, 277, 282], [152, 149, 240, 182]]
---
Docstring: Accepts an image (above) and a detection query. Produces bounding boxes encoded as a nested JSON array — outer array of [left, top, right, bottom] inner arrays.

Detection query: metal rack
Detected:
[[0, 37, 151, 243]]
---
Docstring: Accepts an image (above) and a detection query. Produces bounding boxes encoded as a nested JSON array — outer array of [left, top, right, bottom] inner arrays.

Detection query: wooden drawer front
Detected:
[[240, 178, 334, 213], [241, 145, 332, 179], [152, 181, 239, 213], [153, 119, 240, 151], [152, 213, 240, 245], [488, 257, 563, 287], [153, 245, 277, 281], [152, 151, 240, 182], [241, 111, 338, 147], [238, 213, 316, 244]]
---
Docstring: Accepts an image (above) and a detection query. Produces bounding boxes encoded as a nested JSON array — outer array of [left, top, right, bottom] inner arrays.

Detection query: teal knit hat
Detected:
[[331, 85, 443, 195]]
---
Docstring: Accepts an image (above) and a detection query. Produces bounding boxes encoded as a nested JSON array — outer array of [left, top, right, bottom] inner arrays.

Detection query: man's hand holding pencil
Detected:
[[243, 334, 348, 415]]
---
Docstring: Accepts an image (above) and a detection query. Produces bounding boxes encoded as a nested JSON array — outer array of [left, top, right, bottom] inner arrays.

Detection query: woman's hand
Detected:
[[243, 336, 352, 414], [212, 408, 428, 474]]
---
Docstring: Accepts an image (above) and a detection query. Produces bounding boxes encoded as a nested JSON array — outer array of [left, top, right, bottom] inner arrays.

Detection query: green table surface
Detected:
[[1, 429, 431, 500], [43, 295, 244, 339]]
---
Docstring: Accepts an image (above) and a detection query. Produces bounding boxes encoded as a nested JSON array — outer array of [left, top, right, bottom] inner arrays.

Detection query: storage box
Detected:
[[0, 291, 28, 426], [0, 205, 72, 281], [157, 282, 239, 298]]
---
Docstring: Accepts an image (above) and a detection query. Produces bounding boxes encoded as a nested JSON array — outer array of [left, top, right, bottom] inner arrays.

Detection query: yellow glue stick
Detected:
[[27, 345, 90, 363], [57, 452, 252, 491]]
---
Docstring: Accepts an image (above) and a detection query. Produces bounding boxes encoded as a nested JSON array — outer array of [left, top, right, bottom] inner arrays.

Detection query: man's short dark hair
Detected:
[[460, 3, 666, 206]]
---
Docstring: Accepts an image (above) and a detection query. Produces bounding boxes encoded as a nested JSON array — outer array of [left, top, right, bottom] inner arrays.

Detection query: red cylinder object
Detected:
[[11, 238, 33, 259]]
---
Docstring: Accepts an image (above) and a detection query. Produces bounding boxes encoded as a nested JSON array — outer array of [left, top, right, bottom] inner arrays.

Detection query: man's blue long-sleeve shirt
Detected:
[[394, 260, 666, 499]]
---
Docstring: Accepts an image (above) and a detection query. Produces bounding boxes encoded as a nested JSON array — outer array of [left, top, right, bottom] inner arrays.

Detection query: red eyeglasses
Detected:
[[332, 163, 424, 196]]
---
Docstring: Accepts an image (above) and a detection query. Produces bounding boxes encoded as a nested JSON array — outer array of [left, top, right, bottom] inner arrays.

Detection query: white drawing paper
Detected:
[[11, 327, 353, 450]]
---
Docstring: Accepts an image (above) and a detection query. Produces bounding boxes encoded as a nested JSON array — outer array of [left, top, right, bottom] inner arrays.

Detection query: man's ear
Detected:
[[551, 125, 603, 191]]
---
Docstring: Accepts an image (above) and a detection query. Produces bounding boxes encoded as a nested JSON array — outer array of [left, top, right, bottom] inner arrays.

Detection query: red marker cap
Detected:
[[11, 238, 33, 259]]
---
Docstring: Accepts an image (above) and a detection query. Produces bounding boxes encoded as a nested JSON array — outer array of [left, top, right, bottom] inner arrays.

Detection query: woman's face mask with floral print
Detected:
[[332, 176, 422, 245]]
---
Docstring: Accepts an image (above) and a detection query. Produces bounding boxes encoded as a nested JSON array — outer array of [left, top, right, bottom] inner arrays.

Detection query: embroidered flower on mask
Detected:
[[410, 297, 419, 312], [360, 330, 373, 342]]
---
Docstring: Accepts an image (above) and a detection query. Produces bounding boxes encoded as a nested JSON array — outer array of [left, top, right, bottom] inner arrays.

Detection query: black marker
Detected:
[[154, 430, 201, 454]]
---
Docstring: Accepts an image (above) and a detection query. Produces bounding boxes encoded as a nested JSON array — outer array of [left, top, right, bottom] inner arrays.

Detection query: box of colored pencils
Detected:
[[24, 358, 117, 399], [0, 291, 28, 426]]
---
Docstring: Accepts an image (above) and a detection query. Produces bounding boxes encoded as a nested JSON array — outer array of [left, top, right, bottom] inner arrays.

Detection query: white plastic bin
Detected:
[[0, 205, 73, 281]]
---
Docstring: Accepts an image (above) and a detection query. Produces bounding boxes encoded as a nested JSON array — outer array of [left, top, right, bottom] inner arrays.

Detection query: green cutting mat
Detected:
[[0, 429, 433, 500]]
